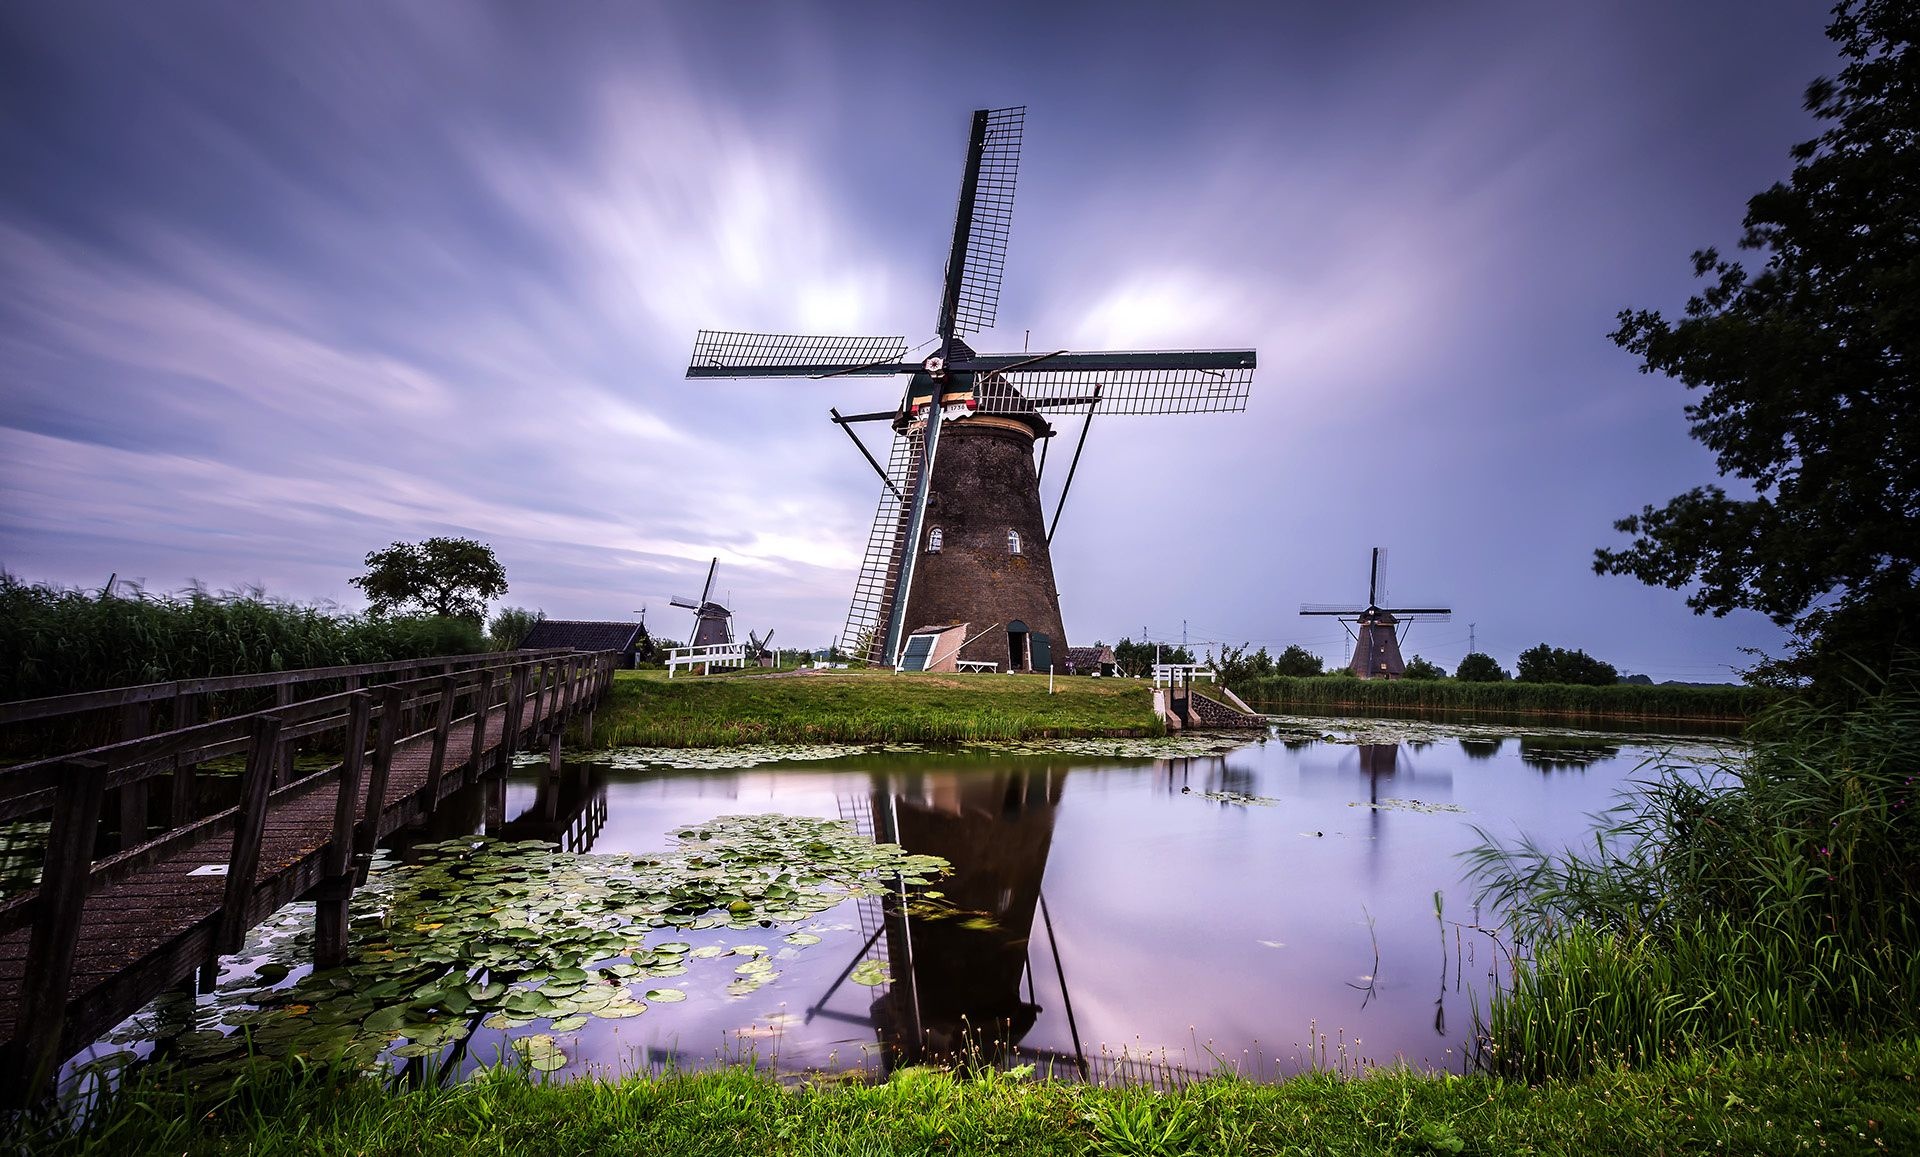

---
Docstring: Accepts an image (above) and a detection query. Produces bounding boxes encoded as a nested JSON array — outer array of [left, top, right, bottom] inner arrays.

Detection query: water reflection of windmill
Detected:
[[687, 106, 1257, 669], [810, 769, 1088, 1076], [671, 558, 733, 647], [1301, 548, 1450, 679]]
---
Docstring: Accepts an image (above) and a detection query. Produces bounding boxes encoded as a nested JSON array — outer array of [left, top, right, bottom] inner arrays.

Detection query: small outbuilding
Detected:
[[1063, 644, 1116, 677], [520, 620, 650, 667]]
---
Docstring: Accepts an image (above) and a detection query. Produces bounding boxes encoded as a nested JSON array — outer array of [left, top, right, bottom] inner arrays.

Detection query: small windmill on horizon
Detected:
[[1301, 548, 1451, 679], [686, 106, 1258, 671], [670, 557, 733, 648]]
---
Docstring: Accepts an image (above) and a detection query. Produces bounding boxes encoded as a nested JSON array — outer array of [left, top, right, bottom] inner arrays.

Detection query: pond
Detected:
[[75, 719, 1736, 1089]]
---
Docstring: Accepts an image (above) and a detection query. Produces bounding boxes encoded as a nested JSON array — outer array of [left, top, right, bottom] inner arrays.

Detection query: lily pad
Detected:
[[644, 988, 687, 1003], [850, 959, 890, 987], [513, 1033, 568, 1073]]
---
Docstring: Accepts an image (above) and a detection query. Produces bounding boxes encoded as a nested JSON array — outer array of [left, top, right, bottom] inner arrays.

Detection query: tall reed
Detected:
[[1467, 678, 1920, 1078], [0, 573, 484, 702], [1241, 674, 1768, 723]]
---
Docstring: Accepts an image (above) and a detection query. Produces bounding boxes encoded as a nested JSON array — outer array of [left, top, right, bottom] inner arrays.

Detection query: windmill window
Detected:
[[927, 527, 943, 553], [1007, 529, 1021, 555]]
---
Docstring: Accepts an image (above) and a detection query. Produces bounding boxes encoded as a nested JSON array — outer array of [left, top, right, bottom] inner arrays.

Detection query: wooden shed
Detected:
[[520, 620, 649, 667]]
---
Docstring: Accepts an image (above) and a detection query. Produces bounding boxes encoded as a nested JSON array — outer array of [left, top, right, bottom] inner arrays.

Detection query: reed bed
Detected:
[[591, 669, 1163, 748], [1240, 674, 1768, 724], [0, 574, 483, 702], [1469, 679, 1920, 1079]]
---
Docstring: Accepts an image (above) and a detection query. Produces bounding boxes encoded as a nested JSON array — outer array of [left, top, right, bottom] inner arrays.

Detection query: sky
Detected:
[[0, 2, 1843, 681]]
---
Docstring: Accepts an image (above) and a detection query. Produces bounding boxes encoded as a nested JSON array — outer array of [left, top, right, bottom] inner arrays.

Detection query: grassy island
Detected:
[[584, 668, 1165, 748]]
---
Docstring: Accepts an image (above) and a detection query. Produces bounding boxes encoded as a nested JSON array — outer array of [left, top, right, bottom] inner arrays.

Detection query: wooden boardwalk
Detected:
[[0, 649, 617, 1094]]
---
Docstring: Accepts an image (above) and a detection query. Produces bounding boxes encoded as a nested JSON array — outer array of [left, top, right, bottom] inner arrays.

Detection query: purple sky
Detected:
[[0, 3, 1839, 679]]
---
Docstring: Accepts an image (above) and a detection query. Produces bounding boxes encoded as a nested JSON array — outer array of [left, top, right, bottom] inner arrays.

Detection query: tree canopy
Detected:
[[352, 538, 507, 622], [1402, 655, 1446, 681], [1596, 1, 1919, 685], [1455, 652, 1509, 682], [1273, 644, 1325, 678], [1515, 644, 1619, 687]]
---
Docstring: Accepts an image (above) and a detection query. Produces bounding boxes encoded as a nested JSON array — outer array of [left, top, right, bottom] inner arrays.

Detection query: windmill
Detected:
[[1300, 548, 1451, 679], [687, 107, 1257, 670], [670, 557, 733, 647]]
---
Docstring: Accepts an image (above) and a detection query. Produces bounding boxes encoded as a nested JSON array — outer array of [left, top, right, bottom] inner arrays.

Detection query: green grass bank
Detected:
[[1239, 673, 1769, 725], [585, 669, 1164, 747], [24, 1038, 1915, 1155]]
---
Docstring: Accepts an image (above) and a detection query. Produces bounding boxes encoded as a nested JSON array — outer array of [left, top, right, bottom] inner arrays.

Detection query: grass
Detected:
[[1239, 673, 1770, 725], [583, 668, 1164, 747], [1469, 676, 1920, 1080], [18, 1037, 1916, 1155]]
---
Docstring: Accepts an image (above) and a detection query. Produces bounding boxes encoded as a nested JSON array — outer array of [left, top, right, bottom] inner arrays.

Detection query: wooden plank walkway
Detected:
[[0, 650, 618, 1094]]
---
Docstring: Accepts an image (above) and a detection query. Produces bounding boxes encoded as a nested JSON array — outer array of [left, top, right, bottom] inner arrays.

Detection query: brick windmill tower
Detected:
[[687, 107, 1257, 670]]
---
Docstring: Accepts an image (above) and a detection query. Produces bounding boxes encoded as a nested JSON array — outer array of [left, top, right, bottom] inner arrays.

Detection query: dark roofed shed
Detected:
[[521, 620, 647, 666]]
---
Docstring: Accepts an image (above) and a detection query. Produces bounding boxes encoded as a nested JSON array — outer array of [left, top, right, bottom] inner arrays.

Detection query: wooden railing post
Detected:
[[114, 702, 153, 851], [218, 715, 283, 954], [470, 669, 495, 775], [424, 675, 456, 802], [315, 692, 371, 968], [170, 691, 200, 827], [505, 666, 527, 756], [9, 758, 108, 1099], [353, 686, 402, 884]]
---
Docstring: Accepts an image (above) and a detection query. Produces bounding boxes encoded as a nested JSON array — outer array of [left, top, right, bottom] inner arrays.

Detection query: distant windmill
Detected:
[[670, 558, 733, 647], [686, 106, 1257, 670], [1301, 548, 1451, 679], [747, 628, 776, 663]]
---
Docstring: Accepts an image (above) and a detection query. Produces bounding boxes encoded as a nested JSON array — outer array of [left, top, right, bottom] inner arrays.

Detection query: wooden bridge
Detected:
[[0, 648, 618, 1095]]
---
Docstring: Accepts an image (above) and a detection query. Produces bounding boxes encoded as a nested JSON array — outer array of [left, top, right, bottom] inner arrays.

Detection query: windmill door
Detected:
[[1007, 621, 1028, 671], [1029, 633, 1051, 673]]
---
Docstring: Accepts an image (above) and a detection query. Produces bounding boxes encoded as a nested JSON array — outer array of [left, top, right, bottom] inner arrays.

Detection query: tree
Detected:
[[351, 538, 507, 622], [1403, 654, 1446, 680], [1455, 652, 1509, 682], [1596, 2, 1920, 686], [1113, 636, 1194, 677], [486, 606, 543, 650], [1274, 644, 1324, 677], [1515, 643, 1618, 686]]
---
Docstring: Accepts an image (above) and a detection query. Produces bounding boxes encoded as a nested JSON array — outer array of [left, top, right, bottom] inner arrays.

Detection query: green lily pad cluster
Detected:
[[1183, 788, 1280, 807], [550, 742, 902, 772], [962, 735, 1259, 759], [114, 814, 947, 1082], [1351, 797, 1468, 814]]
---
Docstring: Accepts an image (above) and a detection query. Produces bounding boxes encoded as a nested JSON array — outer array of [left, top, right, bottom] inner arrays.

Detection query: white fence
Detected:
[[666, 642, 749, 677], [1151, 663, 1216, 688]]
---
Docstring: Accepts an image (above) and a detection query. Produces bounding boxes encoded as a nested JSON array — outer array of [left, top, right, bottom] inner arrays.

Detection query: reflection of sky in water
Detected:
[[71, 730, 1730, 1088], [481, 731, 1706, 1079]]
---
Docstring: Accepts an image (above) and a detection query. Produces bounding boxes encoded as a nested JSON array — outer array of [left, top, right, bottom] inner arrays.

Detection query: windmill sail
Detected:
[[688, 331, 909, 378], [940, 106, 1025, 338]]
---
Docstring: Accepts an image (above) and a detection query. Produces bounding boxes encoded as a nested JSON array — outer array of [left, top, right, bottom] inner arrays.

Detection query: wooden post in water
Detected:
[[315, 692, 371, 968], [218, 715, 284, 954], [9, 758, 108, 1100]]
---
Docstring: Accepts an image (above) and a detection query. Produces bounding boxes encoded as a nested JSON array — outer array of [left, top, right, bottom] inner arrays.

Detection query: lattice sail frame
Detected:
[[946, 106, 1025, 337], [690, 330, 907, 374], [983, 363, 1253, 416]]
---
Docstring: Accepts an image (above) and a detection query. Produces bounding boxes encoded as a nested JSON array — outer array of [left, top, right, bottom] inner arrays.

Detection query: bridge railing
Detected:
[[0, 649, 619, 1092]]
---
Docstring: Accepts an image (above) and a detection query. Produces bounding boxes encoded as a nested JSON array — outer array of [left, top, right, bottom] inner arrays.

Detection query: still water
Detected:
[[85, 721, 1734, 1086]]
